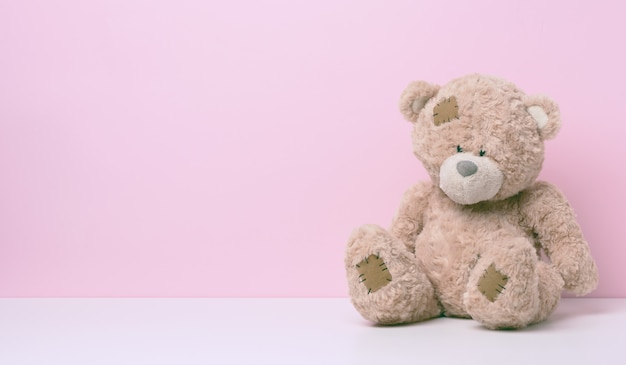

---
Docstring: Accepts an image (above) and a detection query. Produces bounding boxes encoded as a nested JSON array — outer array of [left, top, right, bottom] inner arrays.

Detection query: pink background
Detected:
[[1, 0, 625, 297]]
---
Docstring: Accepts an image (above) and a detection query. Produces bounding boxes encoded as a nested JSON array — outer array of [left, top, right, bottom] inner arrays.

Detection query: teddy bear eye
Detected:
[[479, 149, 486, 156], [456, 145, 463, 153]]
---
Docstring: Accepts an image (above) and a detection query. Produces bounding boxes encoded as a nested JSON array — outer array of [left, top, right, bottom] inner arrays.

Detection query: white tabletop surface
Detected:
[[0, 298, 623, 364]]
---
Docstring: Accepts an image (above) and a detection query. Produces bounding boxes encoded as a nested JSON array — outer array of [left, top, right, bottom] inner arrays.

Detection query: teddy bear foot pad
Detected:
[[356, 254, 392, 294], [477, 263, 509, 302]]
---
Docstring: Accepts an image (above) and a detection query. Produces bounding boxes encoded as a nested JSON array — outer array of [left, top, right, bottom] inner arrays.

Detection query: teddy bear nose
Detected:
[[457, 160, 478, 177]]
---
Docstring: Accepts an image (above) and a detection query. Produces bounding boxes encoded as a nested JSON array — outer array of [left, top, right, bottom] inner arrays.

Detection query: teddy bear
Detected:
[[345, 74, 598, 329]]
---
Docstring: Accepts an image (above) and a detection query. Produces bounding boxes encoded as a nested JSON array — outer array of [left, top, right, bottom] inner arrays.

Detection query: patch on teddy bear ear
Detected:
[[433, 96, 459, 126], [525, 95, 561, 140], [399, 81, 440, 123]]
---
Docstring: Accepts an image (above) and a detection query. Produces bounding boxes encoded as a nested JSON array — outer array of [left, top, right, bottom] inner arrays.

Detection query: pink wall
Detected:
[[1, 0, 624, 297]]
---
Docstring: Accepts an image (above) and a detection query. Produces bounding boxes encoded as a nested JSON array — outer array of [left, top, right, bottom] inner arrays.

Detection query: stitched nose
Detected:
[[457, 160, 478, 177]]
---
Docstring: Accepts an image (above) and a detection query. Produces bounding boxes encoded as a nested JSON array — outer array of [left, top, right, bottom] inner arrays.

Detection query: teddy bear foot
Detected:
[[464, 259, 564, 329], [463, 241, 544, 329], [346, 224, 441, 325]]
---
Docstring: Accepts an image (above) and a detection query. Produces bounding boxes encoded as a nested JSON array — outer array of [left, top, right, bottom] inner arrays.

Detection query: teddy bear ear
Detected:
[[524, 95, 561, 140], [399, 81, 440, 123]]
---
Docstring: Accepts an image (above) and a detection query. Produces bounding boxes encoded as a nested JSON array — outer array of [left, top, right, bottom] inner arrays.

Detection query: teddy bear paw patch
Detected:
[[356, 254, 392, 294], [477, 263, 509, 302]]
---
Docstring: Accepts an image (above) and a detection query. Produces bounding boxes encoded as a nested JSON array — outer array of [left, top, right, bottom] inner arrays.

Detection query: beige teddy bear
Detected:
[[345, 74, 598, 329]]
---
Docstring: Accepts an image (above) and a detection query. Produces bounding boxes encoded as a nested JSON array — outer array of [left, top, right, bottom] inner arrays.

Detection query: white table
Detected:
[[0, 298, 623, 364]]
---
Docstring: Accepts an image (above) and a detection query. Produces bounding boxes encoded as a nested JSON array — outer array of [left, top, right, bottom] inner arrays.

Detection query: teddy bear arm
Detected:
[[389, 181, 434, 253], [519, 182, 599, 295]]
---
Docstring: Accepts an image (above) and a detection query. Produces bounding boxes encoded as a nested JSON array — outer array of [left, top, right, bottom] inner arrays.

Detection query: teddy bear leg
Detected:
[[463, 238, 543, 329], [345, 224, 441, 324]]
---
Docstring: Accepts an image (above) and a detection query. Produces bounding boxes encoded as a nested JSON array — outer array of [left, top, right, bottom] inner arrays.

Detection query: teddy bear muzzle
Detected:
[[439, 153, 504, 205]]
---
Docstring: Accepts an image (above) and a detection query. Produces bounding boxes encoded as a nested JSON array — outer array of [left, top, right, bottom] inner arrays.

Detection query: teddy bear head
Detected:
[[399, 74, 561, 205]]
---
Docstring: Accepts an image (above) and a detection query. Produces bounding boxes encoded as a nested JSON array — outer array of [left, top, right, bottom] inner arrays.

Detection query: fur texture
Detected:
[[345, 74, 598, 329]]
